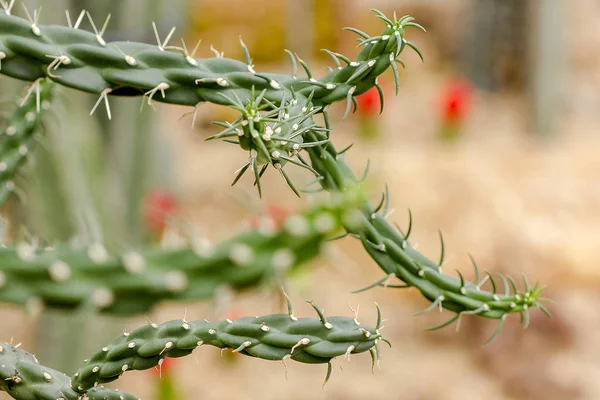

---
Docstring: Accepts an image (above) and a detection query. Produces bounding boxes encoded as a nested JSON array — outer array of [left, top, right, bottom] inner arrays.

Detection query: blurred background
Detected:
[[1, 0, 599, 399]]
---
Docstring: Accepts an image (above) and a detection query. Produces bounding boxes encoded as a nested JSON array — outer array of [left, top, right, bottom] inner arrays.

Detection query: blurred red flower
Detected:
[[356, 86, 382, 117], [440, 79, 473, 123], [143, 189, 179, 236]]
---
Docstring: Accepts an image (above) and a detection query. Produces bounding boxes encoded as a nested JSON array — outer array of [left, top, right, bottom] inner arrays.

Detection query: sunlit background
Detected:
[[1, 0, 599, 399]]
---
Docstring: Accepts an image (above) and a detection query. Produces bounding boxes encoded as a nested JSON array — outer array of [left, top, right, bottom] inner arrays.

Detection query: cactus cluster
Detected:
[[0, 3, 550, 400]]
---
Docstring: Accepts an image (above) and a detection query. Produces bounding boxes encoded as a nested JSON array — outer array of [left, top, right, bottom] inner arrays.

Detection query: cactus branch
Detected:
[[0, 8, 413, 109], [298, 128, 549, 331], [1, 299, 384, 399], [0, 194, 362, 314], [70, 303, 385, 392]]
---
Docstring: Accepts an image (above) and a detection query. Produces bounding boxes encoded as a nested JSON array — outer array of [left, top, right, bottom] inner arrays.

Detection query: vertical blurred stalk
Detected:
[[465, 0, 565, 136], [464, 1, 496, 91], [464, 0, 528, 91], [527, 0, 565, 136], [286, 0, 315, 59]]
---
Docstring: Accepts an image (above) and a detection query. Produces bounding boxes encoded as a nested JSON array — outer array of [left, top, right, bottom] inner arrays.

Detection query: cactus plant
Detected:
[[0, 4, 550, 400]]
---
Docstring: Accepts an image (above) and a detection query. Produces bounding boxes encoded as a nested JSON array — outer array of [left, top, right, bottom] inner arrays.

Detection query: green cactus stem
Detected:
[[0, 78, 54, 207], [301, 130, 551, 339], [0, 193, 363, 314], [197, 15, 550, 337], [0, 299, 385, 399], [0, 9, 414, 108], [71, 300, 387, 391], [0, 342, 138, 400], [0, 9, 419, 197], [209, 92, 551, 337]]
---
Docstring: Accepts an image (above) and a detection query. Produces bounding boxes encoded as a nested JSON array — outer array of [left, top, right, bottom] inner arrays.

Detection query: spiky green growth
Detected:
[[0, 79, 53, 207], [0, 342, 138, 400], [0, 192, 364, 314], [0, 9, 415, 108], [71, 301, 387, 391], [284, 120, 551, 342], [0, 6, 549, 341], [0, 9, 420, 197], [0, 300, 386, 399], [214, 97, 551, 339]]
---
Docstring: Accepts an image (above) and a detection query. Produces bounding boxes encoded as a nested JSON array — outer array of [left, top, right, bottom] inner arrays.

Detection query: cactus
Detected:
[[1, 298, 386, 400], [0, 4, 551, 400], [0, 191, 362, 314], [0, 8, 412, 106], [71, 300, 386, 390]]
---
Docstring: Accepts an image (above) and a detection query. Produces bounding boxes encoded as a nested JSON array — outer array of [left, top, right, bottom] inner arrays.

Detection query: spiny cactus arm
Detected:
[[0, 193, 364, 314], [70, 301, 386, 391], [0, 9, 420, 111], [207, 109, 551, 338], [0, 9, 422, 199], [0, 79, 54, 207], [0, 342, 139, 400], [300, 129, 551, 339]]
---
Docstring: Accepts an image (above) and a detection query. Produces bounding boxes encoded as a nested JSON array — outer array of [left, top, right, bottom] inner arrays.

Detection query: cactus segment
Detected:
[[0, 342, 138, 400], [0, 9, 414, 111], [0, 8, 422, 201], [0, 194, 362, 314], [0, 79, 54, 207], [166, 8, 547, 331], [300, 130, 549, 337], [1, 298, 385, 399], [71, 303, 385, 391]]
